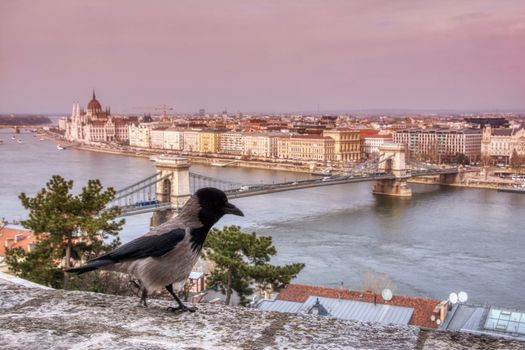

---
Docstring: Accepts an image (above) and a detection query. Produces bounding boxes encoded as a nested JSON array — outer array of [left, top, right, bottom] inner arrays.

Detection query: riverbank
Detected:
[[0, 118, 52, 127], [43, 130, 315, 174]]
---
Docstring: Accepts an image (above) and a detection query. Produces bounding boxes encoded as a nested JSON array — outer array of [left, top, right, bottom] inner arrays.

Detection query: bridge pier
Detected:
[[373, 179, 412, 197], [373, 143, 412, 197], [150, 156, 191, 227], [439, 172, 459, 185]]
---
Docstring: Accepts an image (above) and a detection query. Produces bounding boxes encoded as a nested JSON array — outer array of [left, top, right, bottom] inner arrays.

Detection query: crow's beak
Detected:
[[223, 202, 244, 216]]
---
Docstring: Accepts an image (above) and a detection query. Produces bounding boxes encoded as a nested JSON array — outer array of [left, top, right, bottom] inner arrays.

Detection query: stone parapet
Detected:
[[1, 284, 523, 349]]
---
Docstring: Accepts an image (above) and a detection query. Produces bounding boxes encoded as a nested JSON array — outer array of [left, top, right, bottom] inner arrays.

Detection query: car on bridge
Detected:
[[134, 199, 160, 208]]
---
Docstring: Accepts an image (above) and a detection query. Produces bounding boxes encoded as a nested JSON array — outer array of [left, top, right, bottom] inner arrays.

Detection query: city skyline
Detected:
[[1, 0, 525, 114]]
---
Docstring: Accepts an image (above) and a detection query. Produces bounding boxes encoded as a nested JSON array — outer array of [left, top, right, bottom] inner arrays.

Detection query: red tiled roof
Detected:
[[278, 284, 441, 329], [0, 227, 39, 256], [359, 129, 380, 137]]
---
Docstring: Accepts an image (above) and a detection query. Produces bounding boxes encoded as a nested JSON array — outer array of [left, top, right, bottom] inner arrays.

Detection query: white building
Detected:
[[129, 123, 153, 148], [220, 132, 244, 155], [243, 133, 277, 158], [150, 129, 166, 149], [183, 130, 200, 152], [362, 133, 393, 158], [164, 128, 184, 151]]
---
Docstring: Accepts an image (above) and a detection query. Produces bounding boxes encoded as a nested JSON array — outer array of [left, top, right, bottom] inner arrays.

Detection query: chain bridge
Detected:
[[108, 143, 460, 222]]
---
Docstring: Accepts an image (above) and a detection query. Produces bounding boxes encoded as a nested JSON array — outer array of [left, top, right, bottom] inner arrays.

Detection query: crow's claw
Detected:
[[167, 305, 197, 313]]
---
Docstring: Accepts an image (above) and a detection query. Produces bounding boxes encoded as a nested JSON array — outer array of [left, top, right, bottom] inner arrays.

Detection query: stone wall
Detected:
[[0, 284, 523, 350]]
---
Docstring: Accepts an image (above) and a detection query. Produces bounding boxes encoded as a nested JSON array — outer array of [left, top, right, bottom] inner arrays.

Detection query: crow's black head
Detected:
[[195, 187, 244, 226]]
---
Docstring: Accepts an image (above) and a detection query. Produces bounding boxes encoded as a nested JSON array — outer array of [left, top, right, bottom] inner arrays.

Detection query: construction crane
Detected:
[[133, 104, 174, 121]]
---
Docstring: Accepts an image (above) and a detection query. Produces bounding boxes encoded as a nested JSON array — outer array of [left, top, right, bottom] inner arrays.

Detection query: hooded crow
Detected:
[[67, 187, 244, 312]]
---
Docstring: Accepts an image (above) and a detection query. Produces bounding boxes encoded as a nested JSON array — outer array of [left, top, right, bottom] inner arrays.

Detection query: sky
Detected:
[[1, 0, 524, 114]]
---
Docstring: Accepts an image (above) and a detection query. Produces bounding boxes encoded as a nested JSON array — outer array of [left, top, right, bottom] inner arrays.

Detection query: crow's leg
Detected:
[[131, 279, 141, 290], [165, 284, 196, 313], [140, 287, 148, 307]]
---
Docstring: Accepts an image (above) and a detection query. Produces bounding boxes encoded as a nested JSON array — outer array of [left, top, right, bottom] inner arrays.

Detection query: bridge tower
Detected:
[[373, 143, 412, 197], [150, 156, 191, 226]]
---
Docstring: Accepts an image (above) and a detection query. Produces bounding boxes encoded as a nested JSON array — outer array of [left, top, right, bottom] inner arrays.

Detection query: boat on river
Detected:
[[498, 183, 525, 194], [56, 145, 65, 150], [311, 168, 333, 176]]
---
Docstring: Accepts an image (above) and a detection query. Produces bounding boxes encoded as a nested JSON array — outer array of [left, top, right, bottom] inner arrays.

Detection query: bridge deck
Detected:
[[116, 168, 459, 216]]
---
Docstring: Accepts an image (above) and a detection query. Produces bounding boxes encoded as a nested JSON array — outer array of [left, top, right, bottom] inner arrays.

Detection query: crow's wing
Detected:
[[92, 223, 188, 263]]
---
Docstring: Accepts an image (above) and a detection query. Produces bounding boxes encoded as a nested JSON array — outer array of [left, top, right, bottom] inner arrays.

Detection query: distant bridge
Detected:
[[108, 143, 460, 222]]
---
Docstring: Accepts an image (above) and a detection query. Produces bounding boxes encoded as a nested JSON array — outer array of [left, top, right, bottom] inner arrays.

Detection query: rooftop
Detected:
[[442, 303, 525, 341], [395, 128, 482, 134], [278, 284, 442, 328], [0, 227, 37, 256], [257, 295, 415, 326]]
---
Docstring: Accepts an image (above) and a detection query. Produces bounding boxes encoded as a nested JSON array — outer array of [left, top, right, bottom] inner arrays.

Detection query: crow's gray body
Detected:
[[67, 188, 244, 311], [106, 225, 199, 293], [105, 197, 204, 292]]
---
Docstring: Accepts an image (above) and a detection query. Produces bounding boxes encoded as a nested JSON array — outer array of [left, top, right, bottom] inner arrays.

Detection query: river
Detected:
[[1, 128, 524, 308]]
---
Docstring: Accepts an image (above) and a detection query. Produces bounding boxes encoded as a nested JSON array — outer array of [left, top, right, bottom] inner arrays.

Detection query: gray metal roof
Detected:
[[256, 295, 414, 326], [444, 304, 486, 331], [299, 296, 414, 325], [442, 304, 525, 341], [256, 299, 303, 314]]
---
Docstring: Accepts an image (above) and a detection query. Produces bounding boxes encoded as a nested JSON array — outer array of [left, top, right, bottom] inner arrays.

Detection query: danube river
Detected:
[[1, 128, 524, 308]]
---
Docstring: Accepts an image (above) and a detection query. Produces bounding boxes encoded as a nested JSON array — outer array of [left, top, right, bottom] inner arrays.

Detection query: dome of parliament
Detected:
[[87, 90, 102, 111]]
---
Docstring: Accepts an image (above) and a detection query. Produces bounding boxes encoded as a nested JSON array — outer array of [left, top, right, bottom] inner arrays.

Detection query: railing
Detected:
[[189, 172, 245, 193], [109, 172, 173, 212]]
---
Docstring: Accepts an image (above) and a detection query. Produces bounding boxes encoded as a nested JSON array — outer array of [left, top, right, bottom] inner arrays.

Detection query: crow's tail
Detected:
[[66, 259, 115, 275]]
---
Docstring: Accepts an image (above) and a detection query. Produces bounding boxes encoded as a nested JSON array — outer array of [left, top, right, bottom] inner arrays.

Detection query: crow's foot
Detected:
[[167, 305, 197, 313]]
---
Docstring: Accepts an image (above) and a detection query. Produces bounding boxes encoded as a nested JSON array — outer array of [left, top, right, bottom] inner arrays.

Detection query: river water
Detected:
[[1, 128, 524, 308]]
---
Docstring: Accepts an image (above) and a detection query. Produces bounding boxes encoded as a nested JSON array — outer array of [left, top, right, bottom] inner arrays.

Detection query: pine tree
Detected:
[[205, 225, 304, 306], [6, 175, 123, 289]]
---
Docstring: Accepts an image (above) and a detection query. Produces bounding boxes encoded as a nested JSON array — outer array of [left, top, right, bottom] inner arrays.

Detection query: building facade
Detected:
[[322, 129, 361, 162], [220, 132, 244, 155], [198, 130, 221, 154], [243, 133, 278, 158], [129, 123, 153, 148], [277, 135, 335, 163], [183, 130, 200, 152], [150, 128, 167, 149], [360, 130, 393, 159], [163, 128, 184, 150], [481, 126, 525, 164], [393, 128, 482, 163]]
